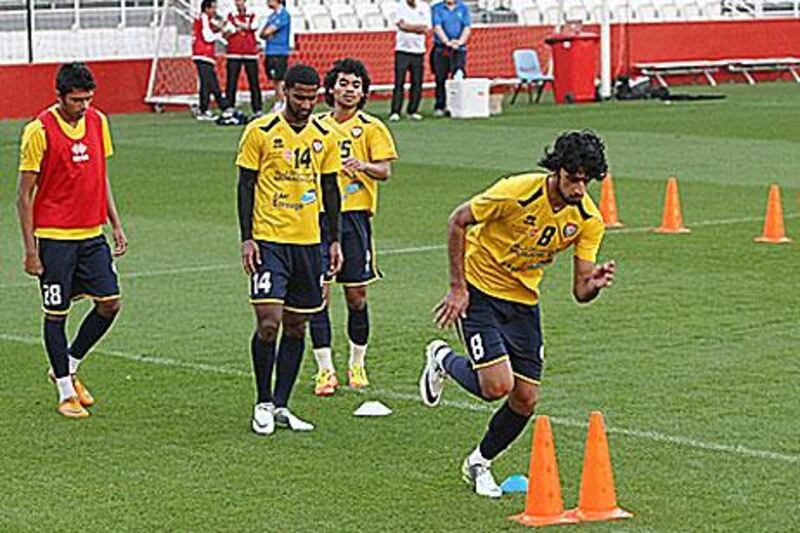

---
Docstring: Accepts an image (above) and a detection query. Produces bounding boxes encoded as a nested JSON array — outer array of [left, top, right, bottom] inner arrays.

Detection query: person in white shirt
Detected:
[[389, 0, 431, 122]]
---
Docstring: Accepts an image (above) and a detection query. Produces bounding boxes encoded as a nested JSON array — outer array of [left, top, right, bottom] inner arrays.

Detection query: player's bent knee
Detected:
[[97, 299, 121, 318], [256, 319, 280, 342], [508, 383, 538, 416], [479, 376, 514, 400], [281, 312, 308, 339], [344, 287, 367, 310]]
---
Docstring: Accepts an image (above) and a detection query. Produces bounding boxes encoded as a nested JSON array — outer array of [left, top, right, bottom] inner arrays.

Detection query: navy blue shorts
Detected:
[[458, 284, 544, 384], [38, 236, 120, 315], [249, 240, 324, 313], [320, 211, 381, 286]]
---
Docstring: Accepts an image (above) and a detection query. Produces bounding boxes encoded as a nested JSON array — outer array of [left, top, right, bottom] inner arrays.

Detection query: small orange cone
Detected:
[[599, 174, 624, 228], [755, 185, 792, 244], [567, 412, 633, 522], [654, 176, 690, 234], [509, 416, 578, 528]]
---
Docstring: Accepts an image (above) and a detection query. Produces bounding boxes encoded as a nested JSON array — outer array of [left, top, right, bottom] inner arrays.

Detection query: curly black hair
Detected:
[[324, 58, 371, 109], [284, 63, 320, 89], [56, 62, 96, 96], [538, 130, 608, 181]]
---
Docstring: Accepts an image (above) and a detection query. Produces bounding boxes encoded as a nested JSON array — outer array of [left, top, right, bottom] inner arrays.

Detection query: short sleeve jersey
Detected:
[[236, 113, 342, 245], [318, 111, 398, 214], [465, 173, 605, 305], [263, 6, 291, 55]]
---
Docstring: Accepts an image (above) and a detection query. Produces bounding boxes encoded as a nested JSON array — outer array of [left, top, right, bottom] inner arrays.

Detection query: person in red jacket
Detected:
[[225, 0, 262, 115], [192, 0, 229, 120], [17, 63, 128, 418]]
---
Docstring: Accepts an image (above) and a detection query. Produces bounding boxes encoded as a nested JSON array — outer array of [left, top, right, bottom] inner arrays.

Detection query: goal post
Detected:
[[144, 0, 201, 109]]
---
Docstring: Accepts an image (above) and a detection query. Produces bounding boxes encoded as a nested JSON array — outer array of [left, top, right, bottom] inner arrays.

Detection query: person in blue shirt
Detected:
[[431, 0, 471, 116], [260, 0, 291, 113]]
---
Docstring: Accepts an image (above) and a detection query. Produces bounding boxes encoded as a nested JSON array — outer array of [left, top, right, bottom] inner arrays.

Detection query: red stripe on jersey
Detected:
[[34, 108, 108, 231]]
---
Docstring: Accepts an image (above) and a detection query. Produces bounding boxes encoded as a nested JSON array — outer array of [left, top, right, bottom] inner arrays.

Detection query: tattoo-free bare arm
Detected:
[[573, 257, 616, 303], [16, 171, 38, 256]]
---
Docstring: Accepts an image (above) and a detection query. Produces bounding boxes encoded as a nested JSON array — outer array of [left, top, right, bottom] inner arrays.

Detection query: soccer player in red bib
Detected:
[[16, 63, 128, 419]]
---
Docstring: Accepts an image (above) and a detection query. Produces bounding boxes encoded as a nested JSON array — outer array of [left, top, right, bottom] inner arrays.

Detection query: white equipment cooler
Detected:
[[445, 78, 491, 118]]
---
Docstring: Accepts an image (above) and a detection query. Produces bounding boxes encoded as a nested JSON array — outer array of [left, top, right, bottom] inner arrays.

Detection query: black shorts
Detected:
[[319, 212, 381, 286], [38, 235, 120, 315], [338, 211, 380, 286], [458, 284, 544, 384], [249, 240, 324, 313], [265, 55, 288, 81]]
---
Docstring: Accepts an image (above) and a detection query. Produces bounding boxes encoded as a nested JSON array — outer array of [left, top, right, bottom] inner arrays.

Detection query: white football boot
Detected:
[[419, 340, 450, 407], [251, 402, 276, 436], [461, 456, 503, 499], [274, 407, 314, 432]]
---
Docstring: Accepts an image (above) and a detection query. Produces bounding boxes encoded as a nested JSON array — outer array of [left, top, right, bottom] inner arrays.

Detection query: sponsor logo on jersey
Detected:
[[71, 142, 89, 163], [300, 189, 317, 204], [345, 180, 363, 196]]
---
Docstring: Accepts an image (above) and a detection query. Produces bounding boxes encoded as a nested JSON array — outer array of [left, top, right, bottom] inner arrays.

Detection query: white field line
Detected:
[[1, 332, 796, 465], [1, 214, 797, 291]]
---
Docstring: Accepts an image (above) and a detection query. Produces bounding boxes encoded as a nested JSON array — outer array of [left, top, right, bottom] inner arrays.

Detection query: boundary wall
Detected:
[[2, 19, 799, 119]]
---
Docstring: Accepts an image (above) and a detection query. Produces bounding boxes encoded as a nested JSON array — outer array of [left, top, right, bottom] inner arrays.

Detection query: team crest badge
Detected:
[[351, 127, 363, 138], [312, 140, 324, 153], [563, 223, 578, 238]]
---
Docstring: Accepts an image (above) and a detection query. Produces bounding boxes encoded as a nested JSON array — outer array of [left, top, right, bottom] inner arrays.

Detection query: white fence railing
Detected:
[[3, 0, 800, 64]]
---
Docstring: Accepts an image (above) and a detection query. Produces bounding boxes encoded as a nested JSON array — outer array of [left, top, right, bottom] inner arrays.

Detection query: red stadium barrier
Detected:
[[3, 19, 800, 120]]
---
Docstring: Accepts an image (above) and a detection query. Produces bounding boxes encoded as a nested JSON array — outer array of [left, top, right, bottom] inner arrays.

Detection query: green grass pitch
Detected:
[[1, 83, 798, 532]]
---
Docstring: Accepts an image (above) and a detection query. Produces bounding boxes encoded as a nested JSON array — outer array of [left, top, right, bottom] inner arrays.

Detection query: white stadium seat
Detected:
[[287, 6, 307, 32], [330, 4, 359, 30], [518, 6, 541, 25], [379, 0, 398, 26], [303, 5, 333, 31], [361, 11, 386, 28]]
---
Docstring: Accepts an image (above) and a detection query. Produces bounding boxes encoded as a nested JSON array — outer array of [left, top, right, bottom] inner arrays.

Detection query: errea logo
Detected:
[[71, 142, 89, 163]]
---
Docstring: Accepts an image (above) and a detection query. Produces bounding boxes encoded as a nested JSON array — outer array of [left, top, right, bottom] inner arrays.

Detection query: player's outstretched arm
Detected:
[[342, 157, 392, 181], [238, 167, 260, 275], [434, 202, 475, 329], [16, 171, 43, 276], [573, 257, 616, 304], [105, 175, 128, 257], [321, 172, 343, 276]]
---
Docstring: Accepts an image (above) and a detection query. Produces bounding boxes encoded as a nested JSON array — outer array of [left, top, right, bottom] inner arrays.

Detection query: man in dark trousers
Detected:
[[431, 0, 471, 117], [191, 0, 229, 120], [389, 0, 430, 122], [225, 0, 262, 115]]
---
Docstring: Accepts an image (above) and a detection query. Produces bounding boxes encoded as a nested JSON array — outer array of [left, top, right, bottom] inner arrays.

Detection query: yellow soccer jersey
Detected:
[[236, 113, 342, 245], [318, 111, 397, 214], [465, 173, 605, 306]]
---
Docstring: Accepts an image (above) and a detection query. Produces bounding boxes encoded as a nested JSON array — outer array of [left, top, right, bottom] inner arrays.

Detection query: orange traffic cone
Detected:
[[654, 176, 690, 234], [509, 416, 578, 528], [567, 412, 633, 522], [755, 185, 792, 244], [599, 174, 623, 228]]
